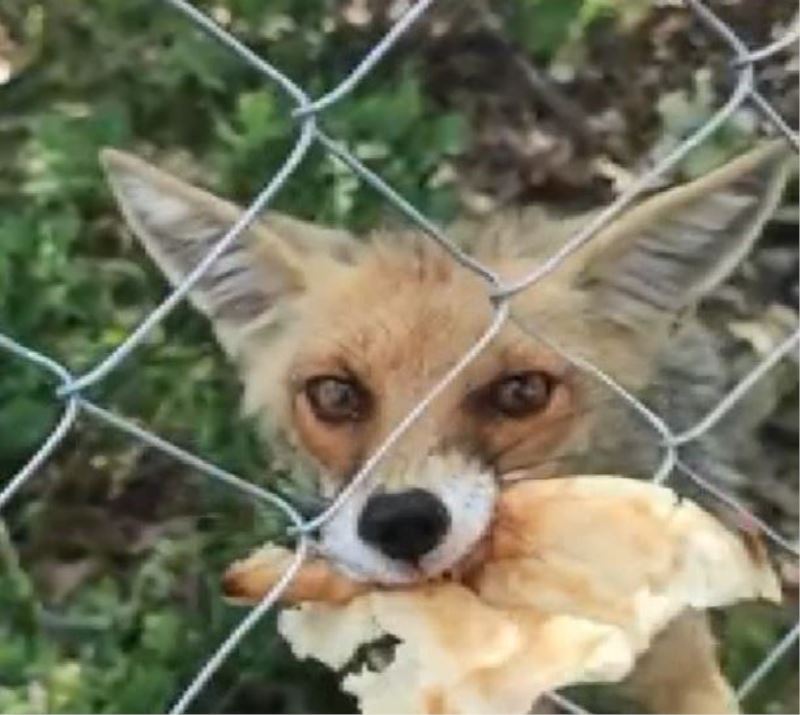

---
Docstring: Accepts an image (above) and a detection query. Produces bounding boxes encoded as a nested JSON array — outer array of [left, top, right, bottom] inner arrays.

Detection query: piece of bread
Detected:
[[223, 545, 366, 605], [223, 476, 780, 713]]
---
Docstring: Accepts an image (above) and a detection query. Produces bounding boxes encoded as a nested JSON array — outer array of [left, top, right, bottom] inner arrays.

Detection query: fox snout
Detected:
[[358, 488, 451, 563], [317, 453, 497, 584]]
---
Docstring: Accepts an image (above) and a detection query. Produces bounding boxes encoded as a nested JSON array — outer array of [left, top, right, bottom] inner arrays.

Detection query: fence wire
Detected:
[[1, 1, 798, 713]]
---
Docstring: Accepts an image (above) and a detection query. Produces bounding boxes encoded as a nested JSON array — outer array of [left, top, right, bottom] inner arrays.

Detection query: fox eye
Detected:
[[305, 376, 371, 423], [481, 371, 553, 418]]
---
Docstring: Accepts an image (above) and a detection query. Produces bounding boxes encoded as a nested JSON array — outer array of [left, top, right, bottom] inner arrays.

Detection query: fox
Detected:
[[100, 141, 793, 714]]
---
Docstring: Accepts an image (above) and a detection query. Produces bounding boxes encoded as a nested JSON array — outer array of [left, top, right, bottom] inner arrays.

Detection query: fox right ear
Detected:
[[574, 140, 793, 333], [101, 149, 358, 357]]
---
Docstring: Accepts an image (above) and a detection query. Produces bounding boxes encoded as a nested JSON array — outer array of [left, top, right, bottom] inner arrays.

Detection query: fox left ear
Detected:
[[101, 149, 359, 358], [575, 141, 794, 332]]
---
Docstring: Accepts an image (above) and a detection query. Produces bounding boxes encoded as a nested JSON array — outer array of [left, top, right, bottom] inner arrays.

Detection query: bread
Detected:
[[223, 476, 780, 713]]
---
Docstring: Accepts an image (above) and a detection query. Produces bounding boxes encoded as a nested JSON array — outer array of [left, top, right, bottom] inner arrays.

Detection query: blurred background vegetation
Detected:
[[0, 0, 797, 712]]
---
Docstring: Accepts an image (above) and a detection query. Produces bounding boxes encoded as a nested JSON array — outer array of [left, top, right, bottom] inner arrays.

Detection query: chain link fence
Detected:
[[1, 0, 798, 712]]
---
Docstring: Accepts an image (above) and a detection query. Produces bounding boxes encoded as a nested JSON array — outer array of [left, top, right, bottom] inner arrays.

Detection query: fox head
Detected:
[[102, 143, 790, 584]]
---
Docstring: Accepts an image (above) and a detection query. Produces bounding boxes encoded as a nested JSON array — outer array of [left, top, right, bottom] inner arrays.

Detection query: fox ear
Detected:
[[101, 149, 357, 357], [576, 141, 793, 332]]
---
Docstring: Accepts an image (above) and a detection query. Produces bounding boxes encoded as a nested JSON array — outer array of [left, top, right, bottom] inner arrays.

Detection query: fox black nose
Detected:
[[358, 488, 450, 563]]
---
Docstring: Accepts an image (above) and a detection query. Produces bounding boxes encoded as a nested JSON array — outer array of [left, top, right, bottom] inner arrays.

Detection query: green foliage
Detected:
[[501, 0, 650, 58], [507, 0, 585, 57], [720, 605, 799, 715]]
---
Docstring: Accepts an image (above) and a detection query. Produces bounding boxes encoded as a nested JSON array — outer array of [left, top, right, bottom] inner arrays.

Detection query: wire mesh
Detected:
[[1, 0, 798, 713]]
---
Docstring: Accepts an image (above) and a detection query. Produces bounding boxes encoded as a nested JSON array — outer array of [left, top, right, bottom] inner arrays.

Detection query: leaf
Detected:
[[512, 0, 584, 57], [0, 395, 58, 464]]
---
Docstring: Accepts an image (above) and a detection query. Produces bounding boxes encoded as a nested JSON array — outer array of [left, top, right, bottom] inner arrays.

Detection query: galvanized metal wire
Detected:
[[1, 1, 798, 713]]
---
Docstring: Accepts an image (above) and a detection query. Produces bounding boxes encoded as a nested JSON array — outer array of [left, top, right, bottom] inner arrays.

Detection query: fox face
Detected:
[[102, 144, 790, 584]]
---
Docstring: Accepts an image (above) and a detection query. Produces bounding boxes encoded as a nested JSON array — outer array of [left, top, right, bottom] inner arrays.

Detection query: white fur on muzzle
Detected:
[[318, 454, 497, 585]]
